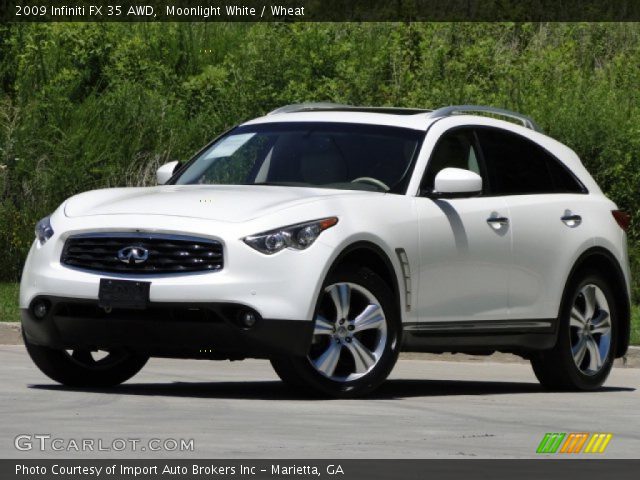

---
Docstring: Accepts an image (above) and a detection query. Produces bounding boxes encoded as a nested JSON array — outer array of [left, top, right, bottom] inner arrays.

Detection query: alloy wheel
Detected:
[[569, 284, 612, 376], [307, 282, 388, 382]]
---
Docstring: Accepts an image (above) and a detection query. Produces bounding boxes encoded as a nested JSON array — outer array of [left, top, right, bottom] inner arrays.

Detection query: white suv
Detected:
[[20, 104, 631, 397]]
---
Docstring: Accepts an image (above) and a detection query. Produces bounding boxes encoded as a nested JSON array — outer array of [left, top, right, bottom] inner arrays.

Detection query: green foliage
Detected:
[[632, 304, 640, 346], [1, 22, 640, 303], [0, 283, 19, 322]]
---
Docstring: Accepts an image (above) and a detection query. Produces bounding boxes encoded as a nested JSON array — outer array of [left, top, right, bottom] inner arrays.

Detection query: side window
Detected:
[[546, 155, 585, 193], [421, 129, 483, 192], [476, 128, 584, 195]]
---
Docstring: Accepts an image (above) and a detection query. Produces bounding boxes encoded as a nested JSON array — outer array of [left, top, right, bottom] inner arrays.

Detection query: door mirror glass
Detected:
[[156, 161, 180, 185], [433, 167, 482, 196]]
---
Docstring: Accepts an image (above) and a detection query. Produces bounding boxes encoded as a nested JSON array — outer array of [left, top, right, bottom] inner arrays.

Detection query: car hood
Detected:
[[64, 185, 367, 223]]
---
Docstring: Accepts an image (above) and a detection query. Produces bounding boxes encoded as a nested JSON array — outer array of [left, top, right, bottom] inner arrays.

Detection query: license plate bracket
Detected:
[[98, 279, 150, 310]]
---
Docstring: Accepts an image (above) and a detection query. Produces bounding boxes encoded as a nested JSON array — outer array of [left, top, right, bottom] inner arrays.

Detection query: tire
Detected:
[[23, 332, 148, 388], [531, 270, 617, 391], [271, 264, 401, 398]]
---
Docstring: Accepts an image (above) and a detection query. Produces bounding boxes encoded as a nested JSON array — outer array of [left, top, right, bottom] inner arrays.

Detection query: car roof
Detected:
[[242, 103, 542, 133], [242, 110, 435, 131]]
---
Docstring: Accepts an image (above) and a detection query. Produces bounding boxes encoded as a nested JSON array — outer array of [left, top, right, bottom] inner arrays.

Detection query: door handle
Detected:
[[486, 216, 509, 229], [561, 213, 582, 228]]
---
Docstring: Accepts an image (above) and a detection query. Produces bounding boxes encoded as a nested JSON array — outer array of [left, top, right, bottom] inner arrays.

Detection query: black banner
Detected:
[[3, 0, 640, 23], [4, 459, 640, 480]]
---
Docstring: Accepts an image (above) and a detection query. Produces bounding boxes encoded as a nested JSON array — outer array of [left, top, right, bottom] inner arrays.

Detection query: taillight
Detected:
[[612, 210, 631, 232]]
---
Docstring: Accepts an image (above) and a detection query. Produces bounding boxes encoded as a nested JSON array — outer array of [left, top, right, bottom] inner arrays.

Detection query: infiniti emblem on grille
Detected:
[[117, 246, 149, 265]]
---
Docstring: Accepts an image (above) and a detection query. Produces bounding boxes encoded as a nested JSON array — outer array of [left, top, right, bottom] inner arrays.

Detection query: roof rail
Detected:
[[429, 105, 541, 132], [267, 103, 431, 116], [267, 102, 352, 115]]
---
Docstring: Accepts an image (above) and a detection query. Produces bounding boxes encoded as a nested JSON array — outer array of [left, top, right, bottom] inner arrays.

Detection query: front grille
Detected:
[[61, 233, 223, 274]]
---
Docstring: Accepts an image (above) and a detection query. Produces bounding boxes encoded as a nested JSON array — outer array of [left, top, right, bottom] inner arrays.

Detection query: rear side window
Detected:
[[545, 154, 585, 193], [476, 128, 584, 195]]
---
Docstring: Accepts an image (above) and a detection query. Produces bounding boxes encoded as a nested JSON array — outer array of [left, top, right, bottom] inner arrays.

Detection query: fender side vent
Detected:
[[395, 248, 412, 312]]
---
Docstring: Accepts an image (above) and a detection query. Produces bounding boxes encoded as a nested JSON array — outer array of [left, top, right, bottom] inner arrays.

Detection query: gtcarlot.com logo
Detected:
[[536, 433, 612, 454], [14, 434, 195, 453]]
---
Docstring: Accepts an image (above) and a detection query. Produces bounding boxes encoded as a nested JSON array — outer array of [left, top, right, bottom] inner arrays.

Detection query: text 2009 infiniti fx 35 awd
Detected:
[[20, 104, 631, 397]]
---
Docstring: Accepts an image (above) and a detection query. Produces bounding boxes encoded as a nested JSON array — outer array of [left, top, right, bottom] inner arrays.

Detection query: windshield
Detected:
[[172, 122, 424, 194]]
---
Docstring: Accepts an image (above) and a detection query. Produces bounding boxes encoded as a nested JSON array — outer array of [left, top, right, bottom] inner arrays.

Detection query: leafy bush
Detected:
[[0, 23, 639, 303], [0, 283, 19, 322]]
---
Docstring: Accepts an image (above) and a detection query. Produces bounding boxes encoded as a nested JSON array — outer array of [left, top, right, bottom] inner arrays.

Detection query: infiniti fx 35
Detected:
[[20, 104, 631, 397]]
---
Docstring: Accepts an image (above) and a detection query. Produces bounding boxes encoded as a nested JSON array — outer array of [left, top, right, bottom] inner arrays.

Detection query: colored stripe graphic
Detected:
[[560, 433, 589, 453], [572, 433, 589, 453], [536, 433, 565, 453], [537, 433, 613, 454], [584, 433, 613, 453]]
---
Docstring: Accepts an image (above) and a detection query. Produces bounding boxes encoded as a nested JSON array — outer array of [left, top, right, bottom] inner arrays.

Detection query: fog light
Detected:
[[32, 301, 49, 319], [241, 311, 258, 328]]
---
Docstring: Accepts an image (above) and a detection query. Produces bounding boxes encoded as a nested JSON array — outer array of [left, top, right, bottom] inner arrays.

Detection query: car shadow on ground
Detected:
[[29, 379, 635, 401]]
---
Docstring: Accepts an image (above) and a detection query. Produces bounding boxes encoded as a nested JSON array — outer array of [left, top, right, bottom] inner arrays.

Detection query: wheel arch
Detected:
[[326, 241, 403, 323], [563, 246, 630, 358]]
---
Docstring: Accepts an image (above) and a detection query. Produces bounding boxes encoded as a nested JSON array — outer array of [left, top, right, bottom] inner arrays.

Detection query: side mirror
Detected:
[[156, 161, 180, 185], [433, 168, 482, 196]]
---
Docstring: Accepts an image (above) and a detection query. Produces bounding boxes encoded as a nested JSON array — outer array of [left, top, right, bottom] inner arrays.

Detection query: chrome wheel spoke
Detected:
[[353, 304, 385, 333], [581, 285, 597, 321], [590, 311, 611, 336], [585, 336, 603, 371], [572, 336, 588, 367], [313, 315, 334, 336], [594, 289, 609, 316], [344, 337, 377, 374], [570, 307, 586, 329], [328, 284, 351, 321], [312, 342, 342, 377]]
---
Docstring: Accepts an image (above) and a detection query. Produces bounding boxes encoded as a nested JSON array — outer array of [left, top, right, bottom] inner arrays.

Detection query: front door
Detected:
[[415, 127, 512, 323]]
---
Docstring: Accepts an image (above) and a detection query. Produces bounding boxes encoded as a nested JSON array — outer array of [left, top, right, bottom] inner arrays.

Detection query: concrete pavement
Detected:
[[1, 345, 638, 459]]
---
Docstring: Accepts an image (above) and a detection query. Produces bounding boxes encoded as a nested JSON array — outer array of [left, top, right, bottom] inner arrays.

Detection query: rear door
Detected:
[[475, 127, 591, 321]]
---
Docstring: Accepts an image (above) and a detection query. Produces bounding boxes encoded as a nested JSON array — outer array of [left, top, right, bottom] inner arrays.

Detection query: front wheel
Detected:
[[271, 265, 401, 398], [531, 271, 617, 390], [24, 333, 148, 387]]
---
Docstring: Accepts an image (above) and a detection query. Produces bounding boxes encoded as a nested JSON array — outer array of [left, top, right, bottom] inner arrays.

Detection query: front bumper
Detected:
[[20, 215, 338, 322], [22, 296, 313, 359]]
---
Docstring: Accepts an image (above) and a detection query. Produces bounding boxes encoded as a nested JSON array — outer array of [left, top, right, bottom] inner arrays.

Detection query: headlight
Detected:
[[35, 215, 54, 245], [243, 217, 338, 255]]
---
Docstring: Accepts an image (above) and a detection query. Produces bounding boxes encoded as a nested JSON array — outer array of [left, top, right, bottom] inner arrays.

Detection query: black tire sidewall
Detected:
[[23, 331, 148, 387]]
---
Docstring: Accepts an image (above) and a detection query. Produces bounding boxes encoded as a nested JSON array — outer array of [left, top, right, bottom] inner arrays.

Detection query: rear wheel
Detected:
[[24, 333, 148, 387], [271, 265, 400, 398], [531, 271, 617, 390]]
